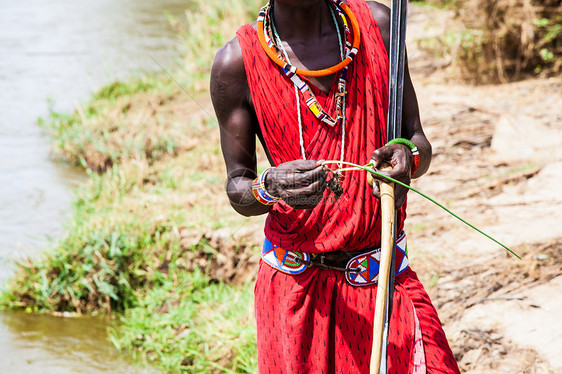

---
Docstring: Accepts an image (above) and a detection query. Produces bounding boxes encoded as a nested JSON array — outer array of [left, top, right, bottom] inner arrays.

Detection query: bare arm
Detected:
[[210, 38, 271, 216], [210, 37, 327, 216]]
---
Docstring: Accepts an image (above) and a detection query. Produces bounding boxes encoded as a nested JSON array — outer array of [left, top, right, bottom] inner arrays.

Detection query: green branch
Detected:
[[322, 161, 521, 260]]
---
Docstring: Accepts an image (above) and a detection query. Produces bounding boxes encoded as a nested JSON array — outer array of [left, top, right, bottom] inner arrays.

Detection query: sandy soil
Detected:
[[404, 4, 562, 373]]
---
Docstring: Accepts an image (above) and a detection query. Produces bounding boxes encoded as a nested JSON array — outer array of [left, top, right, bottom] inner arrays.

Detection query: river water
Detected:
[[0, 0, 189, 371]]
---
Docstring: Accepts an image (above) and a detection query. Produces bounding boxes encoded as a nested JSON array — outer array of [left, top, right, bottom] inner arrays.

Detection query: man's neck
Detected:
[[272, 0, 334, 42]]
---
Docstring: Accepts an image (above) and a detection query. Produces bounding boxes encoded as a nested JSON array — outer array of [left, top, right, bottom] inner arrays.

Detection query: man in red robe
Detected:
[[210, 0, 460, 372]]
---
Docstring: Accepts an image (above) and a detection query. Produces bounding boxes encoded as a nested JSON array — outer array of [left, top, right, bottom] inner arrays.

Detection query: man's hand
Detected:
[[370, 144, 413, 209], [265, 160, 328, 210]]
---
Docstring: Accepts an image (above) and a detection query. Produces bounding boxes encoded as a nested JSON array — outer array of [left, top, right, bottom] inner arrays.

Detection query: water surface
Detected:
[[0, 0, 189, 280], [0, 311, 156, 373], [0, 0, 190, 371]]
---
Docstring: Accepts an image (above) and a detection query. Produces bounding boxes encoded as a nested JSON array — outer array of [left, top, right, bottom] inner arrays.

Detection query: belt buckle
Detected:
[[344, 233, 409, 287], [345, 248, 382, 286], [261, 239, 309, 275]]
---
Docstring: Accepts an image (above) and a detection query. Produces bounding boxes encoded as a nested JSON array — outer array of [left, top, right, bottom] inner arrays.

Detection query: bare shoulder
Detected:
[[210, 35, 254, 127], [210, 20, 258, 90], [365, 1, 390, 25], [210, 37, 247, 93], [365, 1, 390, 49]]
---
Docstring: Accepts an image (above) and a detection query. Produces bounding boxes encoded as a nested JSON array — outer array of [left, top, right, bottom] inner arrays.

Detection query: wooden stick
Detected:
[[377, 0, 409, 369], [370, 176, 395, 374]]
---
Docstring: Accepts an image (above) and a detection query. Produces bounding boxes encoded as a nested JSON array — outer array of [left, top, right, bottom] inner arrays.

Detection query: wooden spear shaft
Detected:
[[369, 174, 395, 374], [371, 0, 409, 372]]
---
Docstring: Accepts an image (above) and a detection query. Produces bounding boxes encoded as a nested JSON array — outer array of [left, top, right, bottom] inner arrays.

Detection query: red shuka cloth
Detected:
[[253, 266, 460, 374], [238, 1, 406, 255], [236, 0, 461, 373]]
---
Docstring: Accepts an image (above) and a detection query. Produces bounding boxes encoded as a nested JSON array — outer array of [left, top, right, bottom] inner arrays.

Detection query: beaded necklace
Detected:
[[271, 2, 346, 161], [259, 0, 356, 128], [259, 0, 359, 163], [257, 0, 361, 78]]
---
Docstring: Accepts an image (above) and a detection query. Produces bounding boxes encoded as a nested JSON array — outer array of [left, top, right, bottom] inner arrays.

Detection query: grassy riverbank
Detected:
[[0, 0, 264, 372], [2, 0, 561, 372]]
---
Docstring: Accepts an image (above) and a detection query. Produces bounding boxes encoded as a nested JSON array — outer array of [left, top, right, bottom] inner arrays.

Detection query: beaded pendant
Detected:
[[257, 0, 360, 128]]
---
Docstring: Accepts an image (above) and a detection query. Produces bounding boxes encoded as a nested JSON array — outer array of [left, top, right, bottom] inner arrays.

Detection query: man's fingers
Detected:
[[293, 159, 323, 171], [372, 181, 381, 198], [273, 164, 325, 189], [301, 177, 327, 195], [294, 165, 326, 187], [305, 164, 328, 178], [287, 176, 327, 196], [370, 165, 408, 186], [370, 153, 383, 169], [370, 171, 390, 183], [370, 147, 393, 168]]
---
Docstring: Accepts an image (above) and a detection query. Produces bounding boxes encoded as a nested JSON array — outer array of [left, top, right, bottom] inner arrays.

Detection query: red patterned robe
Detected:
[[236, 0, 460, 372]]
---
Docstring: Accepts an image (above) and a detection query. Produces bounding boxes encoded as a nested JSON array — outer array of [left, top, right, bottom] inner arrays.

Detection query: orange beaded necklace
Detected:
[[257, 0, 361, 78]]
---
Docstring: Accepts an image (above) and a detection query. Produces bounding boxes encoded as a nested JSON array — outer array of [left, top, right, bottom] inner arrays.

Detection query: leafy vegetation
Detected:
[[169, 0, 263, 91], [417, 0, 561, 83], [113, 268, 257, 372]]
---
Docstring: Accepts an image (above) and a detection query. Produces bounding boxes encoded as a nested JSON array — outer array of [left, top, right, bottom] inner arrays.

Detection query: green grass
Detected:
[[114, 268, 257, 373], [1, 161, 182, 312], [38, 75, 184, 173]]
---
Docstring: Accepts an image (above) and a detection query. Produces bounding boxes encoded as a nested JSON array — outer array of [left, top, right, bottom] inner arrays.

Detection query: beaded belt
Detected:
[[261, 232, 409, 287]]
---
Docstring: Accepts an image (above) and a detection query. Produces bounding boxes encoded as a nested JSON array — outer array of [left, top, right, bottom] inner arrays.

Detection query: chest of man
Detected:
[[277, 35, 343, 94]]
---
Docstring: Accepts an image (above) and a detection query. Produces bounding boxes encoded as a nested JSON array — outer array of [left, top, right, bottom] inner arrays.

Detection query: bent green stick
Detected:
[[322, 161, 522, 260]]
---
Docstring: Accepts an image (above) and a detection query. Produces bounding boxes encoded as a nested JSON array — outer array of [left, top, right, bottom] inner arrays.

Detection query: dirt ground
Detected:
[[404, 5, 562, 373]]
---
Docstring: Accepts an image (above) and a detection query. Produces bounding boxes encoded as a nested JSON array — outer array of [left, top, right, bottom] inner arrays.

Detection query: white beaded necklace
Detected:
[[270, 2, 347, 166]]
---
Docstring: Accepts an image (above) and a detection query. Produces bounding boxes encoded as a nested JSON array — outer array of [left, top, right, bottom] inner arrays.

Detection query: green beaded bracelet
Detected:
[[386, 138, 420, 176]]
